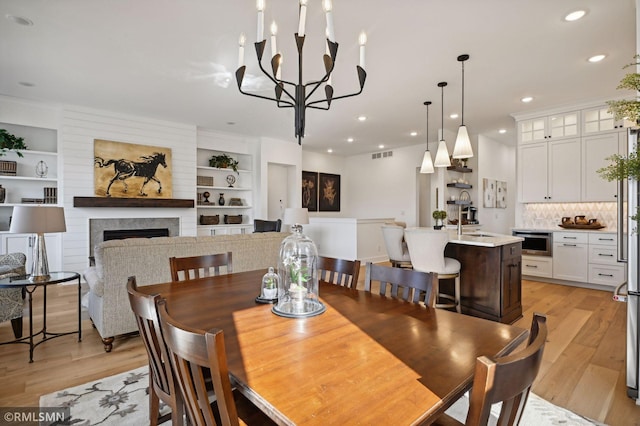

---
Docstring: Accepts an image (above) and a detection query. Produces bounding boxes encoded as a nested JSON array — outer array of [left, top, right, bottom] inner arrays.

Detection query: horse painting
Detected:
[[95, 152, 168, 197]]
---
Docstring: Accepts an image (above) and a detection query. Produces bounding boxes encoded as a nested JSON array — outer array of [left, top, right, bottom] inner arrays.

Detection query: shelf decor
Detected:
[[208, 153, 239, 173], [94, 139, 173, 198], [0, 129, 28, 158]]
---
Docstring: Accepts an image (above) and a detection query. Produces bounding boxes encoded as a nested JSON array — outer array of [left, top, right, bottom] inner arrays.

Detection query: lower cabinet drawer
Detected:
[[521, 255, 553, 278], [588, 264, 626, 287], [588, 245, 618, 265]]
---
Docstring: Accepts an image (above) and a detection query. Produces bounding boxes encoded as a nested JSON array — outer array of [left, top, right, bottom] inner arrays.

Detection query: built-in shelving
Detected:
[[447, 166, 473, 173], [447, 183, 472, 189]]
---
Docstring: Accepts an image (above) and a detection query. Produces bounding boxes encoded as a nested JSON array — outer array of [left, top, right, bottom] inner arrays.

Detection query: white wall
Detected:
[[62, 106, 198, 273], [477, 134, 516, 234], [343, 144, 425, 225]]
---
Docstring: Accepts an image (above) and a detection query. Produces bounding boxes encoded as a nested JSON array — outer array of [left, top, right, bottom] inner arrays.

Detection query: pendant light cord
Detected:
[[461, 60, 464, 125]]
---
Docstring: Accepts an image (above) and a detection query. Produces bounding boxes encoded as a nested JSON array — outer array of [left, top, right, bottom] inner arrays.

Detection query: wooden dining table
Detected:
[[141, 269, 528, 425]]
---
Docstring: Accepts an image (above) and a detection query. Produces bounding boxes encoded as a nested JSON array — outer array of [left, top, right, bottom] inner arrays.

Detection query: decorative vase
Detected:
[[218, 193, 225, 206], [274, 224, 325, 318], [0, 185, 5, 203]]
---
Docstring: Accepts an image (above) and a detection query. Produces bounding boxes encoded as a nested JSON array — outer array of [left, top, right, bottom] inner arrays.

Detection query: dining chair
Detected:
[[404, 227, 461, 313], [364, 262, 436, 306], [157, 298, 275, 426], [253, 219, 282, 233], [435, 313, 548, 426], [126, 276, 183, 426], [380, 224, 412, 268], [169, 252, 233, 281], [317, 256, 361, 289]]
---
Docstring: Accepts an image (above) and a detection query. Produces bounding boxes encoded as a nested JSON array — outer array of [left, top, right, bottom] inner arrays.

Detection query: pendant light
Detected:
[[420, 101, 434, 174], [434, 82, 451, 167], [453, 54, 474, 159]]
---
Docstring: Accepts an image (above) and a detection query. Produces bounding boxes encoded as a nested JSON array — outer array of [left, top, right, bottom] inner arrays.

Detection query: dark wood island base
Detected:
[[445, 241, 523, 324]]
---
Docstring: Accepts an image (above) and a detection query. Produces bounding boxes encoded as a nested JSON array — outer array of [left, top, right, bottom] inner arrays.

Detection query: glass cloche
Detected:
[[273, 224, 325, 318], [259, 267, 279, 301]]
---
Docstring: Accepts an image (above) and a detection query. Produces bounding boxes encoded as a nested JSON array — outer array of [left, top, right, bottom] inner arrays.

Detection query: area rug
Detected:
[[41, 366, 604, 425]]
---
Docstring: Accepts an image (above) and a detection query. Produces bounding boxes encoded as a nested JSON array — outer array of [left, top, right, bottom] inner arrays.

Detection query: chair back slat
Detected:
[[465, 313, 548, 426], [317, 256, 361, 289], [126, 276, 183, 425], [158, 299, 240, 426], [170, 252, 233, 282], [364, 262, 436, 307]]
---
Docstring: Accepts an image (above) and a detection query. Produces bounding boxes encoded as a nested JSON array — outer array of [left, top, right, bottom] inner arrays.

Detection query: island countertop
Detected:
[[447, 231, 524, 247]]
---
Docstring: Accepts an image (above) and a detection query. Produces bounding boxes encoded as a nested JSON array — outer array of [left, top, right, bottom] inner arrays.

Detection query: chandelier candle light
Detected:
[[453, 54, 474, 159], [434, 82, 452, 168], [236, 0, 367, 145], [420, 101, 434, 174]]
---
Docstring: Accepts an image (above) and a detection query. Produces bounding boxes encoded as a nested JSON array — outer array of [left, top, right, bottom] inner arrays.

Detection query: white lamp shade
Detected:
[[283, 207, 309, 225], [420, 151, 434, 174], [434, 140, 451, 167], [453, 125, 474, 158], [10, 206, 66, 234]]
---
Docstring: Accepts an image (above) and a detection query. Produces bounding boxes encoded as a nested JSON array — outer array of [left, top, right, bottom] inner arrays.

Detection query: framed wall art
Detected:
[[496, 181, 507, 209], [319, 173, 341, 212], [94, 139, 172, 198], [302, 170, 318, 212], [483, 178, 496, 208]]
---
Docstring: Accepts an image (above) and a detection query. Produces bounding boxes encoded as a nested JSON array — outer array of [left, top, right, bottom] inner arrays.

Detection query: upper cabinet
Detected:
[[582, 106, 626, 135], [517, 111, 580, 144], [515, 102, 629, 204]]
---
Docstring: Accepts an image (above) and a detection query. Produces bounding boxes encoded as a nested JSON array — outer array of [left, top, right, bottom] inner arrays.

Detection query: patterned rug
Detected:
[[40, 366, 604, 425]]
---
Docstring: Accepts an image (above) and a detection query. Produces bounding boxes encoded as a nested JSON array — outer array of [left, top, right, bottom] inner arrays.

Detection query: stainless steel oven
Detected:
[[512, 230, 553, 256]]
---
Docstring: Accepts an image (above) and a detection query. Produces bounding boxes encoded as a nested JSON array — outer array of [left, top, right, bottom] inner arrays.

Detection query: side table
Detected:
[[0, 271, 81, 362]]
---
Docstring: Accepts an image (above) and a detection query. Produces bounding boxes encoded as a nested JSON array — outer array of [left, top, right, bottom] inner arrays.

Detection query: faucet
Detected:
[[457, 190, 471, 237]]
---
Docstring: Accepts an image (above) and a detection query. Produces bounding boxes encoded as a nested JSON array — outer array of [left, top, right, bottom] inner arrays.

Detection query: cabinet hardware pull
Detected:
[[525, 265, 538, 268], [563, 244, 577, 247], [599, 238, 614, 241], [563, 237, 577, 239], [598, 273, 614, 277], [598, 254, 614, 257]]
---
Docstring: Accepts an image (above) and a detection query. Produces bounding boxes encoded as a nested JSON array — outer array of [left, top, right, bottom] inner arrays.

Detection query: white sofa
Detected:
[[83, 232, 286, 351]]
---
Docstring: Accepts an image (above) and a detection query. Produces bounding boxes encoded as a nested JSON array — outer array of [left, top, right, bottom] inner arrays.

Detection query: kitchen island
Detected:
[[444, 231, 524, 324]]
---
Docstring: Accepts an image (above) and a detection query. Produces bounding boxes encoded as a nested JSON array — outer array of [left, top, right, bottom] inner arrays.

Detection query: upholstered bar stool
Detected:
[[381, 224, 412, 268], [404, 228, 461, 313]]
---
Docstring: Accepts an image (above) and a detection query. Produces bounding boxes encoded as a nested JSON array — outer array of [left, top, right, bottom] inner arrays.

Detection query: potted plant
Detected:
[[432, 210, 447, 230], [0, 129, 28, 157], [598, 56, 640, 221], [209, 153, 239, 173]]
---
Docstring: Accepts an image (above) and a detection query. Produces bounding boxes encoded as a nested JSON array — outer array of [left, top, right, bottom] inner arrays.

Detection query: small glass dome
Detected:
[[260, 267, 279, 301], [273, 224, 325, 318]]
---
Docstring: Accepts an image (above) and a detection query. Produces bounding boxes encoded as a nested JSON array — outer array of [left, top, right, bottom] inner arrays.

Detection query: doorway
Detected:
[[416, 168, 431, 227], [267, 163, 294, 220]]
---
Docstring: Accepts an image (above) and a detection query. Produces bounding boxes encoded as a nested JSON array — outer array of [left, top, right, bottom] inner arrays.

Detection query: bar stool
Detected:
[[381, 224, 412, 269], [404, 227, 461, 313]]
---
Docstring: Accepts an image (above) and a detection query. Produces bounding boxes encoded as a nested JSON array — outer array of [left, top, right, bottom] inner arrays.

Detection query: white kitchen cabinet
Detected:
[[587, 232, 626, 287], [553, 232, 588, 282], [518, 138, 581, 202], [582, 106, 626, 135], [0, 232, 62, 272], [521, 254, 553, 278], [581, 131, 626, 202], [518, 111, 580, 144]]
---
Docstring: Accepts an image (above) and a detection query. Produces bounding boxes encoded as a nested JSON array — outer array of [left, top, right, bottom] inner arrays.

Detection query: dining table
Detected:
[[140, 269, 528, 425]]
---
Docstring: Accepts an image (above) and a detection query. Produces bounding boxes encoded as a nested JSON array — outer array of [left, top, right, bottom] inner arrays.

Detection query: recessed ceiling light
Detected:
[[6, 14, 33, 26], [226, 121, 235, 125], [410, 131, 418, 137], [357, 115, 367, 122], [498, 129, 507, 134], [588, 54, 606, 63], [449, 113, 459, 119], [378, 144, 384, 149], [521, 96, 533, 103], [347, 137, 354, 143], [18, 81, 35, 87], [327, 148, 333, 153], [564, 10, 586, 22]]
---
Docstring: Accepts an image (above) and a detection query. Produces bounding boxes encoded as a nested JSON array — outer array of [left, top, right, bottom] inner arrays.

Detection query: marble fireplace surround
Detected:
[[89, 217, 180, 257]]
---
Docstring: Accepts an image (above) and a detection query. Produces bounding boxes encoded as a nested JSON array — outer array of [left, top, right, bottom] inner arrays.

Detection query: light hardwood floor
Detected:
[[0, 275, 639, 425]]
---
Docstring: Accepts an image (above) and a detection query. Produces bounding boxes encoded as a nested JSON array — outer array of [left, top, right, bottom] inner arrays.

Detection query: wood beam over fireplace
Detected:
[[73, 197, 194, 208]]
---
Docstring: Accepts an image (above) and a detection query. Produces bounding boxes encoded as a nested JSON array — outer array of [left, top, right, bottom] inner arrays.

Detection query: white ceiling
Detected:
[[0, 0, 636, 156]]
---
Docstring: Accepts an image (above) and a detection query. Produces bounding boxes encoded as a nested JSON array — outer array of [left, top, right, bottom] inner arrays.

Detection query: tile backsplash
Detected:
[[521, 202, 618, 230]]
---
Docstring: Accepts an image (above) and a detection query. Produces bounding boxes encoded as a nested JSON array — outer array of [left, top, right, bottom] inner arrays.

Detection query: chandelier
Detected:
[[235, 0, 367, 145]]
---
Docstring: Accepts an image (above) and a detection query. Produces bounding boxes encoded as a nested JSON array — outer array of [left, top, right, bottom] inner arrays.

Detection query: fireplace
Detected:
[[89, 217, 180, 256]]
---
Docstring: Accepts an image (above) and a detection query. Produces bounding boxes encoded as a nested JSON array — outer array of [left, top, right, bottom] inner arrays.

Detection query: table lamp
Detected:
[[10, 206, 66, 282], [282, 207, 309, 232]]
